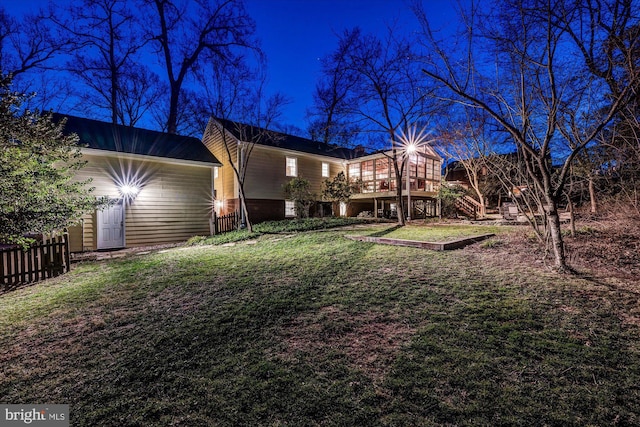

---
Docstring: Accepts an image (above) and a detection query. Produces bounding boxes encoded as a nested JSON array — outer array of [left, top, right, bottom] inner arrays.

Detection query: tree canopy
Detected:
[[0, 75, 104, 247]]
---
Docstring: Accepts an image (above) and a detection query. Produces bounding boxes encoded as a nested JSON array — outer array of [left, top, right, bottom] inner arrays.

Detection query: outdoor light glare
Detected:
[[395, 124, 435, 222], [119, 184, 140, 197]]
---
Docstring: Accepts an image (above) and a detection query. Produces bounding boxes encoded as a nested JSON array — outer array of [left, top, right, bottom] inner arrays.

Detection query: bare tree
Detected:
[[0, 7, 68, 78], [415, 0, 640, 271], [51, 0, 151, 125], [145, 0, 257, 134], [437, 114, 493, 218], [0, 6, 73, 108], [199, 59, 289, 232], [312, 26, 436, 225], [306, 29, 362, 146], [116, 64, 164, 127]]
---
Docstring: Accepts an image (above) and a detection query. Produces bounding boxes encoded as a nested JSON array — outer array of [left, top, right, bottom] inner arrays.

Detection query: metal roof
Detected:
[[214, 118, 361, 160], [54, 113, 220, 165]]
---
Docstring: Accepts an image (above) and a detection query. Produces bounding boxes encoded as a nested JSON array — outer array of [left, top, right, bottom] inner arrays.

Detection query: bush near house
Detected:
[[0, 76, 104, 248]]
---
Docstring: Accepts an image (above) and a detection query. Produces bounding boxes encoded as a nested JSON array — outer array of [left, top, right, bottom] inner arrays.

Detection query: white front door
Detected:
[[97, 200, 125, 249]]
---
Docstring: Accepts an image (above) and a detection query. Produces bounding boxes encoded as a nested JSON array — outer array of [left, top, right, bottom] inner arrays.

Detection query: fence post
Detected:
[[63, 233, 70, 274]]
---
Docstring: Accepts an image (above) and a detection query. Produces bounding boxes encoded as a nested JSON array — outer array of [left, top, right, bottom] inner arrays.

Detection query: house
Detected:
[[55, 114, 221, 252], [202, 117, 442, 222], [347, 147, 442, 219]]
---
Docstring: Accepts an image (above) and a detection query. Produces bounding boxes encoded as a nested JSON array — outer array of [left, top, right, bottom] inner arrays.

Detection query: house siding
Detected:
[[244, 146, 346, 200], [202, 118, 348, 221], [202, 121, 238, 214], [71, 153, 213, 251]]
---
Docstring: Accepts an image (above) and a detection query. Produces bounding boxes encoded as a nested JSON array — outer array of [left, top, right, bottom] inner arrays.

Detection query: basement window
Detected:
[[285, 200, 295, 217]]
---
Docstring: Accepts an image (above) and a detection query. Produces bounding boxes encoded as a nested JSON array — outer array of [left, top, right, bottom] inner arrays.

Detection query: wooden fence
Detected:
[[1, 234, 70, 292], [211, 211, 240, 235]]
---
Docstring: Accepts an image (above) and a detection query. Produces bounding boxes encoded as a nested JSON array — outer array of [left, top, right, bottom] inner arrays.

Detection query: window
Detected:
[[427, 159, 437, 180], [348, 163, 360, 181], [322, 162, 330, 178], [417, 156, 426, 178], [375, 158, 389, 191], [286, 157, 297, 177], [339, 202, 347, 217], [285, 200, 296, 217], [361, 160, 374, 193]]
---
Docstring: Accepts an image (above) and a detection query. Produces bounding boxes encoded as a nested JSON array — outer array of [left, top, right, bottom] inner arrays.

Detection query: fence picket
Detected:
[[213, 212, 239, 235], [1, 234, 71, 292]]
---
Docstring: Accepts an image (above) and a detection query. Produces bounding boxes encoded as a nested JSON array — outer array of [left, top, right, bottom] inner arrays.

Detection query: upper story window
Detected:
[[348, 163, 360, 181], [322, 162, 330, 178], [286, 157, 297, 177]]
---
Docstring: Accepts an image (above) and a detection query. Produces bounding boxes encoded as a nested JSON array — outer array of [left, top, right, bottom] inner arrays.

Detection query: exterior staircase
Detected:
[[455, 195, 485, 219]]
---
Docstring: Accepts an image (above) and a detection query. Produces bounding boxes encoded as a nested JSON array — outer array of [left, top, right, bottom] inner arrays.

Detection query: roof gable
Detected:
[[54, 113, 220, 165], [213, 118, 360, 160]]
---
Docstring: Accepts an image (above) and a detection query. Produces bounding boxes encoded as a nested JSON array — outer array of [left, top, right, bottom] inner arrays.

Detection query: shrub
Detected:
[[254, 217, 366, 233], [186, 230, 261, 246]]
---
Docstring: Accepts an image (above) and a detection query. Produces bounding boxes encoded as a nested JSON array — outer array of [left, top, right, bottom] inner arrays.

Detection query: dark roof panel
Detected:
[[215, 118, 361, 160], [54, 113, 220, 165]]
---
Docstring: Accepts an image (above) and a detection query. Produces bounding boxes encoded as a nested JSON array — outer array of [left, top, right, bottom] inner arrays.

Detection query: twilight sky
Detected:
[[244, 0, 457, 131], [9, 0, 457, 133]]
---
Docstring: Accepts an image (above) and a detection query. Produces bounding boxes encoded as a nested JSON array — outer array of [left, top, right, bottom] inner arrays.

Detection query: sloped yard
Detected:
[[1, 223, 639, 426]]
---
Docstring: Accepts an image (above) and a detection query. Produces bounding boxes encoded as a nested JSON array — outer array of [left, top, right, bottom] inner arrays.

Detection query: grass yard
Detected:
[[350, 223, 507, 242], [1, 223, 639, 426]]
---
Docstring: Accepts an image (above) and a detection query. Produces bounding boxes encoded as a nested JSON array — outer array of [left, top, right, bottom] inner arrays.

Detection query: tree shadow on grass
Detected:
[[367, 225, 403, 238]]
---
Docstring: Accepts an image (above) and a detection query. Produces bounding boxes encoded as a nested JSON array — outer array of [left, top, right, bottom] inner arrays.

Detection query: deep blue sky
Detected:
[[245, 0, 457, 131], [8, 0, 457, 133]]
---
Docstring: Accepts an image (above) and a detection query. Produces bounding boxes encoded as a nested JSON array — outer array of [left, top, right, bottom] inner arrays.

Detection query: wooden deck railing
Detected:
[[1, 234, 70, 292], [455, 195, 485, 218]]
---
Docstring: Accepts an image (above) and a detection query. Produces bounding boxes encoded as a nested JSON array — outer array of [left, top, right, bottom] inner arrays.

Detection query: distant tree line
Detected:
[[308, 0, 640, 271], [0, 0, 279, 136]]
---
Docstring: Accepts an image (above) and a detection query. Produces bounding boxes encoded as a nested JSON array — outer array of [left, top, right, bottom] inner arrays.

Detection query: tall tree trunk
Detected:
[[395, 167, 406, 226], [588, 175, 597, 214], [567, 196, 576, 237], [545, 201, 567, 271], [238, 185, 252, 232], [167, 86, 180, 134]]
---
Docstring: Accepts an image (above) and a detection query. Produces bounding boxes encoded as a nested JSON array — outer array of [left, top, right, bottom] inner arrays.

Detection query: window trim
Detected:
[[286, 157, 297, 177], [285, 200, 296, 217], [322, 162, 330, 178]]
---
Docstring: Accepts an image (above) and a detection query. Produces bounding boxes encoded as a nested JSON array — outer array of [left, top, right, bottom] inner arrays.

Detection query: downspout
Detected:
[[214, 166, 217, 236], [238, 142, 246, 228]]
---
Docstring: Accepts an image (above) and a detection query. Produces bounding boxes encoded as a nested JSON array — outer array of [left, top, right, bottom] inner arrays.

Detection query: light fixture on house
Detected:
[[395, 125, 435, 221], [119, 184, 140, 199]]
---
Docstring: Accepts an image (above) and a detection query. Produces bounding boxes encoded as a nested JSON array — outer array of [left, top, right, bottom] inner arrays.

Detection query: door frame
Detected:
[[96, 199, 125, 250]]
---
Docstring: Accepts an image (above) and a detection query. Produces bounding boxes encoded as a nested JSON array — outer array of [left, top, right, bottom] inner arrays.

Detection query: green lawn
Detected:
[[353, 223, 507, 242], [1, 226, 639, 426]]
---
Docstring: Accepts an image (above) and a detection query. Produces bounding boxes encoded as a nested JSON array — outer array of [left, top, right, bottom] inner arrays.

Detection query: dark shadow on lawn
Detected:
[[368, 225, 403, 238]]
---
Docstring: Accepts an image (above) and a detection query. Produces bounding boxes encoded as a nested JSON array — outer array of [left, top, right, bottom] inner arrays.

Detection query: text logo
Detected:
[[1, 405, 69, 427]]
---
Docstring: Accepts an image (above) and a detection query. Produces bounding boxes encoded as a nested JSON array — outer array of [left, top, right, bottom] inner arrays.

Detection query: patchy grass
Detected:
[[351, 223, 507, 242], [1, 225, 639, 426], [480, 238, 504, 248]]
